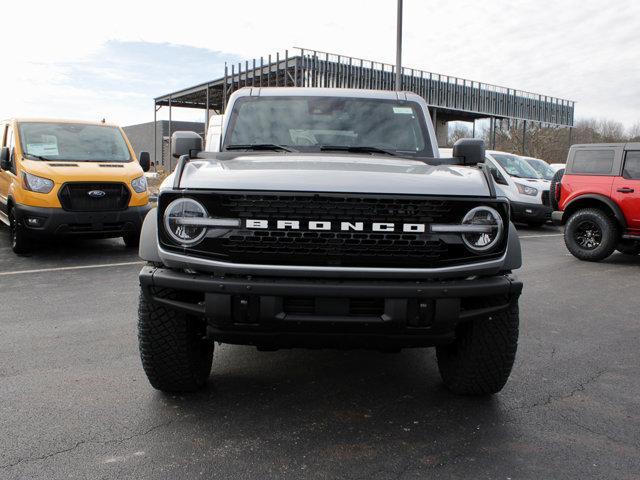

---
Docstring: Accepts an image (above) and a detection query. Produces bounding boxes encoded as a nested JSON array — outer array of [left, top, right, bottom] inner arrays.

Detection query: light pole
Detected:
[[395, 0, 403, 91]]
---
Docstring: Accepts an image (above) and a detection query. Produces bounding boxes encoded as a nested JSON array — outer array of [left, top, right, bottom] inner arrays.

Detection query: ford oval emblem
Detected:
[[87, 190, 106, 198]]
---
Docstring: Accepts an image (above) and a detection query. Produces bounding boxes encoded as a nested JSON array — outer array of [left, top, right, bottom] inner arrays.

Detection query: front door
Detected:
[[0, 124, 10, 216], [612, 150, 640, 232]]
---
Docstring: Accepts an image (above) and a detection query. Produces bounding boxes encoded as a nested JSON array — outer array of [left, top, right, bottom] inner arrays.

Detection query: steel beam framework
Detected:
[[153, 47, 575, 161]]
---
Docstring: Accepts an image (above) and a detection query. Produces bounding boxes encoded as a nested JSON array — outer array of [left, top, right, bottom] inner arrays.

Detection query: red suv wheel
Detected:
[[564, 208, 618, 261]]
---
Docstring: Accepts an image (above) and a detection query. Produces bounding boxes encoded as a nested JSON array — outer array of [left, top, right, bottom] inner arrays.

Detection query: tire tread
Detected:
[[436, 302, 519, 396], [138, 289, 213, 392]]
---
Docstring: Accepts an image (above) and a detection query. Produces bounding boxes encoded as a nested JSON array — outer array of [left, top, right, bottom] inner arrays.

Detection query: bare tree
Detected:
[[481, 117, 634, 164], [628, 121, 640, 141], [447, 123, 473, 146]]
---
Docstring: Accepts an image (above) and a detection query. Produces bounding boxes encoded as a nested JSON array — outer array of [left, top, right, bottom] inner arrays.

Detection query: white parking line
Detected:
[[519, 233, 564, 239], [0, 261, 145, 276]]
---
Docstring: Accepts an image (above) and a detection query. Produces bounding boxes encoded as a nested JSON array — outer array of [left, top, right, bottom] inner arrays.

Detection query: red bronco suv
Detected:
[[552, 143, 640, 261]]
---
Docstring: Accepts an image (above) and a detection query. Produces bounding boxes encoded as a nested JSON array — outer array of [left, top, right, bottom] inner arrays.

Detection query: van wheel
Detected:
[[436, 301, 519, 396], [123, 230, 141, 248], [8, 207, 32, 255], [564, 208, 618, 261], [138, 289, 214, 392]]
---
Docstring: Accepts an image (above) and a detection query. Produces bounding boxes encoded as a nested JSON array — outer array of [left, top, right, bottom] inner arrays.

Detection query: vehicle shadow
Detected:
[[146, 346, 521, 475], [603, 252, 640, 265], [0, 229, 139, 270]]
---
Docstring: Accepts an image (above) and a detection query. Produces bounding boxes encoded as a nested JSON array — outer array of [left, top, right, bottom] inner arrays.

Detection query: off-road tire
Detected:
[[549, 168, 564, 210], [8, 206, 32, 255], [138, 289, 214, 392], [436, 302, 519, 396], [564, 208, 618, 262], [616, 241, 640, 256]]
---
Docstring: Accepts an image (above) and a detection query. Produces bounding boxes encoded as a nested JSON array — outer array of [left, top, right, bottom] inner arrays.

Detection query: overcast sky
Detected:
[[2, 0, 639, 128]]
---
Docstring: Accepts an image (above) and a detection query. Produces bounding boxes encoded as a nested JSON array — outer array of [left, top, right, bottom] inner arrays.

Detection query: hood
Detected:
[[519, 177, 551, 191], [21, 159, 144, 182], [175, 153, 491, 197]]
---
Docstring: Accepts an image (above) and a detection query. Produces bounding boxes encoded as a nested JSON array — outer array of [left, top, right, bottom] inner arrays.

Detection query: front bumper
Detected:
[[14, 203, 151, 238], [510, 201, 552, 223], [140, 266, 523, 349]]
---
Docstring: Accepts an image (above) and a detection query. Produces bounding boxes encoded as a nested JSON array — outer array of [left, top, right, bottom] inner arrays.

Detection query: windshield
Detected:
[[224, 96, 431, 156], [524, 158, 554, 180], [491, 153, 540, 179], [19, 122, 132, 162]]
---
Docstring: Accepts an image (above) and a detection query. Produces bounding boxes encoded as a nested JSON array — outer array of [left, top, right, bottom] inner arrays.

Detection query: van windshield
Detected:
[[524, 158, 554, 180], [491, 153, 541, 179], [224, 96, 432, 157], [19, 122, 132, 162]]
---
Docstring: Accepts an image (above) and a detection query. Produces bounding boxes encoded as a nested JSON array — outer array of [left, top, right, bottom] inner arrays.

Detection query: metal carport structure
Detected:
[[154, 47, 575, 165]]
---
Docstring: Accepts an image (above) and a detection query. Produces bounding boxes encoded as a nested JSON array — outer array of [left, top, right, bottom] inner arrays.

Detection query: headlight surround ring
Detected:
[[461, 206, 504, 253], [163, 198, 209, 246]]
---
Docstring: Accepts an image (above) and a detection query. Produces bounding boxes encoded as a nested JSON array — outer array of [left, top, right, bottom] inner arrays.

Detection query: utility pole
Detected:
[[395, 0, 403, 91]]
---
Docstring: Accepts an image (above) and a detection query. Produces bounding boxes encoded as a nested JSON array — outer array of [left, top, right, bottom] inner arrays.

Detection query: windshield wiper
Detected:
[[24, 153, 52, 161], [320, 145, 396, 156], [226, 143, 297, 152]]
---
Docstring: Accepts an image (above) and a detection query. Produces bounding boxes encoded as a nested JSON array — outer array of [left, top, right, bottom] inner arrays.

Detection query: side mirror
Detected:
[[0, 147, 10, 171], [138, 151, 151, 172], [452, 138, 485, 166], [490, 168, 508, 185], [171, 131, 203, 158]]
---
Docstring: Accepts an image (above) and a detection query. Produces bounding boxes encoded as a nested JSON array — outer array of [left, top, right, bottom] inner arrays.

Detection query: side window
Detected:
[[572, 149, 614, 174], [623, 151, 640, 180], [4, 125, 15, 173], [6, 126, 14, 152]]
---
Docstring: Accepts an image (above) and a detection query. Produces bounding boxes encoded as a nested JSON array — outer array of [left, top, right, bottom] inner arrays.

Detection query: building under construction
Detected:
[[153, 48, 574, 164]]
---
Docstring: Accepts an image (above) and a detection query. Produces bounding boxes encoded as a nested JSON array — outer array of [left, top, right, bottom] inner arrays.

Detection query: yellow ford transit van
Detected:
[[0, 119, 151, 254]]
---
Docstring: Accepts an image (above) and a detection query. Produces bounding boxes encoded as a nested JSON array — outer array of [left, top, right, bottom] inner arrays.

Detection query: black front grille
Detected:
[[541, 191, 551, 207], [58, 183, 130, 212], [283, 297, 385, 317], [158, 191, 509, 268]]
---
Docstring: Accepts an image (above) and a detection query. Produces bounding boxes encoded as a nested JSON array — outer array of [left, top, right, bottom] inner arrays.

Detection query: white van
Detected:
[[441, 148, 552, 226]]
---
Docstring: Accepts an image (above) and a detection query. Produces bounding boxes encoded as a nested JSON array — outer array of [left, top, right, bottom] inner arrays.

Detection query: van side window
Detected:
[[5, 125, 15, 172], [623, 151, 640, 180], [572, 149, 614, 174]]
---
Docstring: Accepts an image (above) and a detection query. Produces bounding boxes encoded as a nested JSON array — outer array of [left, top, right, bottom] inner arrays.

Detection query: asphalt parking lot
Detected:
[[1, 225, 639, 480]]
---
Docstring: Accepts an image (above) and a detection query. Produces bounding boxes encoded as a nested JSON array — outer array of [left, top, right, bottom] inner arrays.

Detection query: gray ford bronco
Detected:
[[137, 87, 523, 395]]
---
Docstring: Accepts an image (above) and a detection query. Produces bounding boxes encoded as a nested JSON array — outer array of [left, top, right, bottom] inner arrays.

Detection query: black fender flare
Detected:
[[563, 194, 626, 228], [502, 221, 522, 271]]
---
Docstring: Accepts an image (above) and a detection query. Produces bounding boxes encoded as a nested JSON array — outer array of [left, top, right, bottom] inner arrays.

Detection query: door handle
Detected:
[[617, 187, 635, 193]]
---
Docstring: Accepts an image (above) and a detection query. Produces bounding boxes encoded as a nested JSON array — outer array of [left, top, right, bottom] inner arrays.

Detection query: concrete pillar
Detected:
[[434, 119, 448, 147]]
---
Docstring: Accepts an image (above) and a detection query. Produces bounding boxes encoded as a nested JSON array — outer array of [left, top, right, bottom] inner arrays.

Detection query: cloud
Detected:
[[1, 0, 638, 127], [0, 40, 238, 125]]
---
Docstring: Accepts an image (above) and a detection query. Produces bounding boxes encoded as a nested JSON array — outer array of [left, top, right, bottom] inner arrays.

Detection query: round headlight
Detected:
[[164, 198, 208, 246], [461, 206, 504, 252]]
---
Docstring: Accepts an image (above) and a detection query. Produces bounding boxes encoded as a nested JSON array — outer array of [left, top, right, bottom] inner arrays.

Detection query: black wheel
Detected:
[[616, 240, 640, 256], [8, 206, 32, 255], [123, 230, 141, 248], [564, 208, 618, 261], [549, 168, 564, 210], [436, 301, 519, 396], [138, 288, 214, 392]]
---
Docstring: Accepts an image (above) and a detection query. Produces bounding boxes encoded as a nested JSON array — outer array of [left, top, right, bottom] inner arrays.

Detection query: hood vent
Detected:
[[99, 164, 125, 168], [49, 163, 78, 167]]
